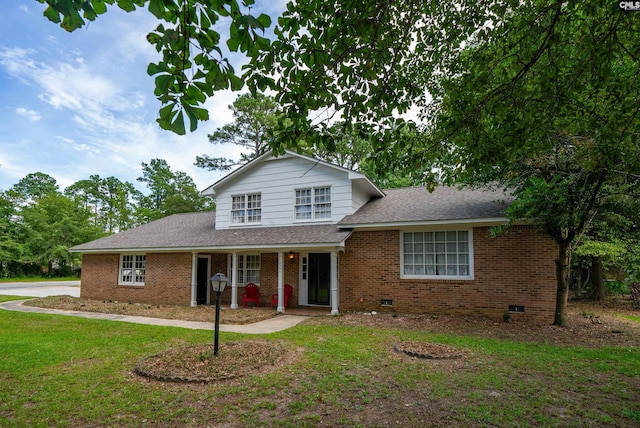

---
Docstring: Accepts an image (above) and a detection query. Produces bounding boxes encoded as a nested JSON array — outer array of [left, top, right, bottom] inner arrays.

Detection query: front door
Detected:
[[196, 257, 209, 305], [308, 253, 330, 305]]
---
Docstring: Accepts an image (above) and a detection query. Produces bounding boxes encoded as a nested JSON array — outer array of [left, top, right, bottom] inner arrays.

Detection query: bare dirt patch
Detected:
[[24, 295, 275, 325], [307, 298, 640, 349], [134, 340, 301, 383], [24, 295, 640, 350], [394, 341, 464, 359]]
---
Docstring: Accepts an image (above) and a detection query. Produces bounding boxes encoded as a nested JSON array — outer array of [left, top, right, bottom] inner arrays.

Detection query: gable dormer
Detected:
[[202, 151, 384, 230]]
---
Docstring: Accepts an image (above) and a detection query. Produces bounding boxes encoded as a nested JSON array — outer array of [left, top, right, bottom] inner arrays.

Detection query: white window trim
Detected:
[[230, 193, 262, 226], [293, 186, 332, 222], [399, 229, 474, 280], [118, 253, 146, 286], [236, 254, 261, 286]]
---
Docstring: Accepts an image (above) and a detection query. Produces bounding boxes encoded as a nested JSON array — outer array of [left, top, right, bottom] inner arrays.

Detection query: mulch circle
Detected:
[[134, 340, 294, 383], [394, 341, 464, 359]]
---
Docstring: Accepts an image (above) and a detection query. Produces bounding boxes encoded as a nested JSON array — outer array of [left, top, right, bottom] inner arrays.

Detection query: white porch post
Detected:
[[230, 252, 238, 309], [190, 252, 197, 307], [330, 250, 339, 315], [277, 251, 285, 313]]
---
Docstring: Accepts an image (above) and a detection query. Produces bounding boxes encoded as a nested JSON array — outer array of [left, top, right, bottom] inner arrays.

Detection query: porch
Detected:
[[188, 249, 342, 315]]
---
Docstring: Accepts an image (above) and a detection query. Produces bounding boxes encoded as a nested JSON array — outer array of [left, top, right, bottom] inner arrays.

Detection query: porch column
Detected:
[[330, 250, 339, 315], [277, 251, 285, 313], [230, 252, 238, 309], [190, 252, 197, 307]]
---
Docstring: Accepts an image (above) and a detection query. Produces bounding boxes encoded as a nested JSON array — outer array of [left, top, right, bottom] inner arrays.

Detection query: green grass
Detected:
[[0, 296, 30, 303], [623, 314, 640, 323], [1, 295, 639, 427]]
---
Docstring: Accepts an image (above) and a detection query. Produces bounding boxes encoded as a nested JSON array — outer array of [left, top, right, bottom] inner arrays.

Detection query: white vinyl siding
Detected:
[[230, 193, 261, 225], [214, 156, 356, 228], [237, 254, 260, 285], [400, 230, 473, 279], [295, 186, 331, 221], [119, 254, 146, 285]]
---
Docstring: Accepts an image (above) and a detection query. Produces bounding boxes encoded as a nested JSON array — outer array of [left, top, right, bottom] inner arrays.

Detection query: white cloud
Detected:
[[55, 136, 75, 144], [15, 107, 41, 121], [0, 2, 284, 193], [0, 47, 35, 76]]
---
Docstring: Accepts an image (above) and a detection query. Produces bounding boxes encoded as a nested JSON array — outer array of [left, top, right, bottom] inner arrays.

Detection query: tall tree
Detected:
[[195, 93, 280, 171], [7, 174, 104, 275], [0, 192, 21, 276], [17, 192, 103, 274], [311, 122, 424, 188], [423, 4, 640, 325], [7, 172, 59, 205], [488, 141, 627, 326], [137, 159, 213, 222], [65, 175, 140, 232]]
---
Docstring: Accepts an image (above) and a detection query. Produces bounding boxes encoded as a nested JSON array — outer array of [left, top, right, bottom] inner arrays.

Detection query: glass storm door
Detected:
[[308, 253, 330, 305], [196, 257, 209, 305]]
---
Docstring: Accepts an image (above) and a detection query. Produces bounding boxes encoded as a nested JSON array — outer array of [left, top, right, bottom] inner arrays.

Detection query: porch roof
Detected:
[[70, 212, 352, 253]]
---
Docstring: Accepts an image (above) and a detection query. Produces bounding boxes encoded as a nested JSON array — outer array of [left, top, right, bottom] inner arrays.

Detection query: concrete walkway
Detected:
[[0, 299, 308, 334]]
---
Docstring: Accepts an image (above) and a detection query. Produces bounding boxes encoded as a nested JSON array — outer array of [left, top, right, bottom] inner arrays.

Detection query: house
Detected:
[[70, 151, 558, 322]]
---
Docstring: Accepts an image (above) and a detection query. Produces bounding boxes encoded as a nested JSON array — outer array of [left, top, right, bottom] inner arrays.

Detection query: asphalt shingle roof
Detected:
[[70, 212, 353, 252], [71, 186, 511, 253], [338, 186, 511, 226]]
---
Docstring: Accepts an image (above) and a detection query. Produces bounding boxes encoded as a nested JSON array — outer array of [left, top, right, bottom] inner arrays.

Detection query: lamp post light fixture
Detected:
[[210, 272, 228, 356]]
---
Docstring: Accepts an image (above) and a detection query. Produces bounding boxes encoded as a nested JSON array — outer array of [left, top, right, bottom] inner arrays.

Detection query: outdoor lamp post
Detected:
[[210, 272, 228, 356]]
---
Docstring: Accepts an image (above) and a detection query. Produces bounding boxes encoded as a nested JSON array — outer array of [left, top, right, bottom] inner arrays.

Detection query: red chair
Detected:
[[241, 283, 261, 307], [271, 283, 293, 309]]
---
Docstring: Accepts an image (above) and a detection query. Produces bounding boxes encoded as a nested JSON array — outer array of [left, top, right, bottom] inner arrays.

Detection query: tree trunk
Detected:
[[554, 240, 571, 326], [592, 256, 605, 300]]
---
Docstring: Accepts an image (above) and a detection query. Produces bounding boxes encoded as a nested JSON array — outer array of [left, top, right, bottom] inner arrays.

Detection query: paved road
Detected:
[[0, 281, 80, 298]]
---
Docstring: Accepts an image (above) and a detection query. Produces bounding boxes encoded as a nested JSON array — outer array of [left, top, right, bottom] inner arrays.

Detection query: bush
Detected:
[[605, 279, 629, 295]]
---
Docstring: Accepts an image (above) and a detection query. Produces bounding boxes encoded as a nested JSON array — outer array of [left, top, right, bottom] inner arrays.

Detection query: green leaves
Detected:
[[42, 6, 61, 24], [142, 0, 273, 134], [39, 0, 118, 32], [40, 0, 273, 135]]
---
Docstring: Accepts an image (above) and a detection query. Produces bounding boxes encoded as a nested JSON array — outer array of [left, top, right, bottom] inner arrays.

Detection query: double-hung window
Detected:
[[119, 254, 146, 285], [401, 230, 473, 279], [295, 186, 331, 220], [237, 254, 260, 285], [231, 193, 261, 224]]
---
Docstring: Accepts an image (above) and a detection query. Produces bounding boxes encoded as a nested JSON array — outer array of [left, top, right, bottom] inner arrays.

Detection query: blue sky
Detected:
[[0, 1, 286, 193]]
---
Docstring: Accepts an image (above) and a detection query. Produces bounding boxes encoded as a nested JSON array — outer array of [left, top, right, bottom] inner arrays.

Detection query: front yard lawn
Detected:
[[1, 294, 639, 427]]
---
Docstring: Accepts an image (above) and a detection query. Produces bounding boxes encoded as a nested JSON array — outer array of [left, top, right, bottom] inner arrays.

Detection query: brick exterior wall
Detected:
[[79, 226, 556, 322], [339, 225, 558, 323], [80, 252, 193, 305]]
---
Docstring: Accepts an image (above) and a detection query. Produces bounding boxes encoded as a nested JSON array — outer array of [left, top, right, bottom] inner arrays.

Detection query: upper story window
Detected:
[[231, 193, 261, 224], [119, 254, 146, 286], [295, 186, 331, 221], [401, 230, 473, 279]]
